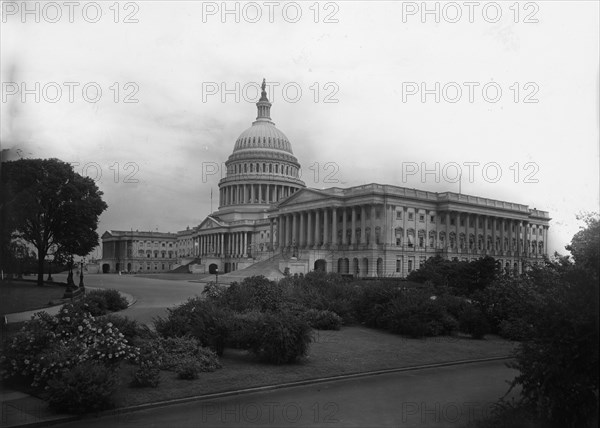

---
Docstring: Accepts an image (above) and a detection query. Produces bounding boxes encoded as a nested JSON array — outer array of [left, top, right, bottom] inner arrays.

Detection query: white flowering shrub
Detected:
[[1, 303, 139, 388]]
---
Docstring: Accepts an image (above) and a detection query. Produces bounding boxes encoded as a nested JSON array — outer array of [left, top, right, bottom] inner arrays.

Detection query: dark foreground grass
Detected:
[[0, 280, 65, 316], [114, 326, 516, 408]]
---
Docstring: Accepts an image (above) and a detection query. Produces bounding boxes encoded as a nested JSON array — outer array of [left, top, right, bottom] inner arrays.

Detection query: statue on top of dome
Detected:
[[261, 78, 266, 92]]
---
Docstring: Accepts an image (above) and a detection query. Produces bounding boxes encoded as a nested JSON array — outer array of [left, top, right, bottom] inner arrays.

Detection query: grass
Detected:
[[114, 326, 516, 408], [0, 280, 66, 316], [132, 273, 213, 281]]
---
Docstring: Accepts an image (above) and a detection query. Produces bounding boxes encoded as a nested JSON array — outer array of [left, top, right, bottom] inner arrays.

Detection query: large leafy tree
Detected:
[[0, 158, 108, 286], [566, 213, 599, 277]]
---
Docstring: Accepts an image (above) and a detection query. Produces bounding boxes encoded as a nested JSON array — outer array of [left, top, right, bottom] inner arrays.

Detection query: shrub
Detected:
[[459, 304, 490, 339], [80, 289, 128, 316], [248, 311, 312, 364], [157, 336, 221, 372], [154, 298, 232, 356], [131, 362, 160, 388], [224, 276, 283, 312], [46, 361, 118, 414], [499, 317, 535, 341], [101, 314, 139, 343], [225, 311, 264, 349], [303, 309, 342, 330], [176, 357, 203, 380], [201, 281, 228, 302]]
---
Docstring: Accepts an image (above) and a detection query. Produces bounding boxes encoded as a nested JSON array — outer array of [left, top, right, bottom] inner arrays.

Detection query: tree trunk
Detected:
[[37, 251, 45, 286]]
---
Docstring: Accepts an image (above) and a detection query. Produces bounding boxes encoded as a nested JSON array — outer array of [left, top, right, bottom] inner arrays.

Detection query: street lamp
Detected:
[[46, 246, 55, 282], [215, 267, 219, 284], [78, 258, 86, 289]]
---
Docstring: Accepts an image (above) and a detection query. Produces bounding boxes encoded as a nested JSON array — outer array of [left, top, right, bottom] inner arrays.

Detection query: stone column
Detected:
[[342, 208, 348, 245], [292, 213, 298, 246], [370, 205, 376, 247], [299, 212, 306, 248], [360, 206, 366, 245], [307, 211, 313, 247], [351, 207, 357, 245], [323, 208, 329, 247], [243, 232, 247, 257], [269, 218, 274, 250], [332, 207, 338, 247], [279, 216, 285, 249], [286, 214, 292, 247], [220, 234, 224, 257], [314, 209, 320, 248]]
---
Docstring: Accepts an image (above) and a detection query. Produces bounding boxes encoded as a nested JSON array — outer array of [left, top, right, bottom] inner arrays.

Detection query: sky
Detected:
[[1, 0, 599, 258]]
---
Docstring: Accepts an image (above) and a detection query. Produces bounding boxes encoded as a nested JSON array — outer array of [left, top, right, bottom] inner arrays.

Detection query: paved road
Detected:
[[54, 360, 518, 428], [51, 273, 208, 325]]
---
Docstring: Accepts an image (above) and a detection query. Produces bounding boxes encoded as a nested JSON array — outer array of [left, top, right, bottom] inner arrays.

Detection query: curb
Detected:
[[19, 355, 513, 427]]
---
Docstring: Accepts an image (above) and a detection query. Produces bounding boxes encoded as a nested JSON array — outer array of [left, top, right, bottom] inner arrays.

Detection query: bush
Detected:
[[176, 357, 203, 380], [303, 309, 342, 330], [459, 304, 490, 339], [157, 336, 221, 372], [499, 317, 534, 341], [46, 361, 118, 414], [201, 281, 227, 302], [101, 314, 139, 343], [0, 305, 139, 388], [131, 362, 160, 388], [248, 311, 312, 364], [154, 298, 231, 356], [224, 276, 284, 312], [81, 289, 128, 316]]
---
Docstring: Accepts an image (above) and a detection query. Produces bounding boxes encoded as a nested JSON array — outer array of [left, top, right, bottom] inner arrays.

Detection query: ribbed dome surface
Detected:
[[233, 122, 293, 154]]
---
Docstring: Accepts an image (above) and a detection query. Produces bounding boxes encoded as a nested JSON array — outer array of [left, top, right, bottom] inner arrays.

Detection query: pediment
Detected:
[[197, 216, 225, 230], [278, 188, 335, 207]]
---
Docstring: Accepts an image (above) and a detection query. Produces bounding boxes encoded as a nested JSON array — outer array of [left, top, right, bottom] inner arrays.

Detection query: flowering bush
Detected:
[[0, 303, 139, 388]]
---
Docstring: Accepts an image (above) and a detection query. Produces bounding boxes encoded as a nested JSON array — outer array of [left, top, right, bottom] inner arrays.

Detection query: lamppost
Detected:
[[215, 267, 219, 284], [46, 246, 55, 282], [78, 257, 86, 289]]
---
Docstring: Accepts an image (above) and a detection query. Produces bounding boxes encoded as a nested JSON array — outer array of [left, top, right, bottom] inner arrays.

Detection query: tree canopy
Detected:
[[1, 158, 108, 285]]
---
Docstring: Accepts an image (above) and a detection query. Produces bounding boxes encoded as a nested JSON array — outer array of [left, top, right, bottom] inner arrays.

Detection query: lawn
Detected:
[[113, 326, 516, 408], [0, 280, 66, 316]]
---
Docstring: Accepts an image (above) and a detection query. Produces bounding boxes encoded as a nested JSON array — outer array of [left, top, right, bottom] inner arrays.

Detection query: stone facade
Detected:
[[101, 79, 550, 276]]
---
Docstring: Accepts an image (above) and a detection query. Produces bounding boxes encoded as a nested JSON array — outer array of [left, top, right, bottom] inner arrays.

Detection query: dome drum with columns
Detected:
[[101, 78, 551, 278]]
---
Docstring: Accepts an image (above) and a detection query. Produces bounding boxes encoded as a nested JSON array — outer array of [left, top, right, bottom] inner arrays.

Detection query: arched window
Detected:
[[428, 231, 436, 248], [449, 232, 456, 249], [418, 230, 426, 248], [459, 233, 466, 249]]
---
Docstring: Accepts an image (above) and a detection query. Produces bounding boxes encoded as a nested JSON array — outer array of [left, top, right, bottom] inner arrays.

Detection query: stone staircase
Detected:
[[208, 254, 287, 284]]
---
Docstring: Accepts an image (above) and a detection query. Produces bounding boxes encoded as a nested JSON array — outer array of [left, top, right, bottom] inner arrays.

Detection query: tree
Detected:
[[0, 159, 107, 286], [566, 213, 599, 277]]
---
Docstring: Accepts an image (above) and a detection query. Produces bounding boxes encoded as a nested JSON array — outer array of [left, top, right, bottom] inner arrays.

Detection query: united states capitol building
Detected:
[[101, 80, 550, 278]]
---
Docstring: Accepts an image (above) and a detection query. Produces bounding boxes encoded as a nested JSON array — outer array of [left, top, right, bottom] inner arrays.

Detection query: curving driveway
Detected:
[[51, 273, 209, 325]]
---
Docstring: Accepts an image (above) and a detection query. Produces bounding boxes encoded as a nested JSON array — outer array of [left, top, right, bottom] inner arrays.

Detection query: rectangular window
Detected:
[[419, 214, 425, 222], [408, 259, 413, 272], [396, 258, 402, 273], [408, 212, 414, 221], [460, 218, 465, 226], [430, 215, 435, 223], [396, 210, 402, 220], [450, 218, 455, 226]]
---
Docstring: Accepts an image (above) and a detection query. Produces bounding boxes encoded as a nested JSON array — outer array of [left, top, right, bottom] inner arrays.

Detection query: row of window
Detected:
[[236, 135, 290, 151], [229, 162, 299, 178]]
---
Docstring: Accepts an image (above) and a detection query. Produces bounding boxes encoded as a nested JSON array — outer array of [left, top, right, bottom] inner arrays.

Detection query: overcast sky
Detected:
[[1, 1, 598, 257]]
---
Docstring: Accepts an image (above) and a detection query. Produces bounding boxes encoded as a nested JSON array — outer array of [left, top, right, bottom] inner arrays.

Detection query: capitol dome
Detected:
[[218, 79, 305, 212]]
